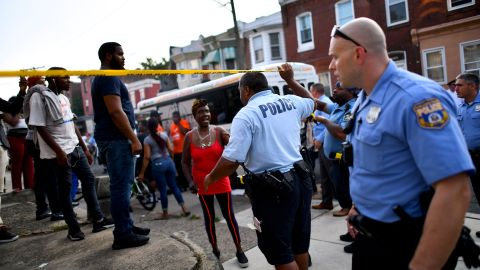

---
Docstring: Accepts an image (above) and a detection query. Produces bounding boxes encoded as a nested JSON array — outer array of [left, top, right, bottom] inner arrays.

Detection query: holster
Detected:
[[243, 170, 294, 197]]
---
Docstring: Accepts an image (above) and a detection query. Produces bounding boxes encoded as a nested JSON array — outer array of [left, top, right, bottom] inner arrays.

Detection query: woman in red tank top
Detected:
[[182, 99, 248, 267]]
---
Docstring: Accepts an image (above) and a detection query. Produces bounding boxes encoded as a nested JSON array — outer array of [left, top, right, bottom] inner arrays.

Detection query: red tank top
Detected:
[[190, 127, 231, 195]]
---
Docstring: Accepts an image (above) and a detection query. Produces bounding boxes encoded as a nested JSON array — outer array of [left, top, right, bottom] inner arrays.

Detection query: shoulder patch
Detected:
[[413, 98, 449, 129]]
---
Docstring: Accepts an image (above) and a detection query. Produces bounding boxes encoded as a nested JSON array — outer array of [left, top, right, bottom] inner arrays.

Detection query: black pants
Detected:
[[26, 140, 61, 214], [173, 153, 188, 190], [352, 221, 458, 270], [329, 160, 352, 209], [43, 147, 104, 232], [198, 192, 241, 248], [469, 151, 480, 208], [318, 150, 333, 203]]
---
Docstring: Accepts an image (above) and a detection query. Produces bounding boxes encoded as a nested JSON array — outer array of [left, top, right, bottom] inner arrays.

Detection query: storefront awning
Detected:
[[202, 50, 220, 65]]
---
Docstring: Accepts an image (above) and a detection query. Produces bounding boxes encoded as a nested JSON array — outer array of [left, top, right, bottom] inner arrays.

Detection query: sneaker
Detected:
[[312, 202, 333, 210], [132, 226, 150, 236], [36, 209, 52, 221], [333, 208, 350, 217], [236, 251, 249, 268], [343, 242, 354, 254], [0, 227, 19, 243], [67, 230, 85, 241], [92, 218, 115, 233], [112, 233, 149, 250], [339, 232, 354, 242], [50, 213, 64, 221]]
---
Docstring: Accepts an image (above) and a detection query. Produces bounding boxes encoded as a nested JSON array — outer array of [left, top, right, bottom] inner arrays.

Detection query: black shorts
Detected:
[[250, 171, 312, 265]]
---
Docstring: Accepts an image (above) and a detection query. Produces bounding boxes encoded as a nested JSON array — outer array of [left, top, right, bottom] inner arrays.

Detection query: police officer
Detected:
[[283, 17, 474, 270], [455, 73, 480, 237], [313, 81, 356, 217], [204, 72, 314, 269]]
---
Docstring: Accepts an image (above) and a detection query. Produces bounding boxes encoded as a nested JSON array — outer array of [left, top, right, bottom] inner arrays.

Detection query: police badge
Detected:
[[413, 98, 449, 129]]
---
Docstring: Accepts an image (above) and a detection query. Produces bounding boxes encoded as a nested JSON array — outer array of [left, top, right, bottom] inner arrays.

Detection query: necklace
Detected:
[[196, 127, 212, 148]]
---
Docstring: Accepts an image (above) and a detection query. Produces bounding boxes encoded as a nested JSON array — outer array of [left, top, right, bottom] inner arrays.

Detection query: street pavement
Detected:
[[1, 164, 480, 269]]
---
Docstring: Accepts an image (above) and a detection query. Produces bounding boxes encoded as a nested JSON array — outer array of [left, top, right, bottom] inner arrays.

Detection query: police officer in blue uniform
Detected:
[[282, 18, 474, 270], [314, 81, 357, 217], [204, 72, 314, 269], [455, 73, 480, 237]]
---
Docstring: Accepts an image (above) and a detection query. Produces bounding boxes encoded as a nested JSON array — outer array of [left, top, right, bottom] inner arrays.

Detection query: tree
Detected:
[[139, 57, 169, 70]]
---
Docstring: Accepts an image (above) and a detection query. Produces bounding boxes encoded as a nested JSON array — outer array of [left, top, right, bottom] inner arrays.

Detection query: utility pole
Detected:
[[230, 0, 245, 70]]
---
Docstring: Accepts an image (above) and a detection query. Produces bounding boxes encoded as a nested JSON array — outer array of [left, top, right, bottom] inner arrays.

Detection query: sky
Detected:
[[0, 0, 281, 99]]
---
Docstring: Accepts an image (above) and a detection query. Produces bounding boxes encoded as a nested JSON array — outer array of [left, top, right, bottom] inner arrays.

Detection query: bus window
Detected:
[[200, 84, 243, 125], [271, 86, 280, 95], [307, 82, 314, 90], [283, 85, 293, 95]]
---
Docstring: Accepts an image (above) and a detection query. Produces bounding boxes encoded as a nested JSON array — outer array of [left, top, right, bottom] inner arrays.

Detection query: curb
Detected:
[[171, 231, 223, 270]]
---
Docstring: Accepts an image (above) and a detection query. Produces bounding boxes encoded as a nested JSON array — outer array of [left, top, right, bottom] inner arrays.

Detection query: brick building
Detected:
[[280, 0, 480, 93]]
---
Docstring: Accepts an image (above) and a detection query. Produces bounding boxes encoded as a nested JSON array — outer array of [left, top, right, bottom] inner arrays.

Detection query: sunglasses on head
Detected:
[[331, 25, 366, 51]]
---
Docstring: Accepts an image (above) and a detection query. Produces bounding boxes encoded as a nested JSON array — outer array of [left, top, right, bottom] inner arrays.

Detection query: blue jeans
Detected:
[[97, 140, 134, 238], [151, 157, 184, 210]]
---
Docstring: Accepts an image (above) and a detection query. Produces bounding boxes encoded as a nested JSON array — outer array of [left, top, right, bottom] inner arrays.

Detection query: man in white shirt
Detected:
[[26, 67, 113, 241]]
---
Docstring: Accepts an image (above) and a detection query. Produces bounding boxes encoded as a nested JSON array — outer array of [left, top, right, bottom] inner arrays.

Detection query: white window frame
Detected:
[[385, 0, 409, 27], [335, 0, 355, 27], [460, 39, 480, 76], [189, 59, 200, 78], [388, 50, 408, 70], [318, 72, 333, 97], [252, 35, 265, 64], [422, 47, 447, 84], [447, 0, 475, 11], [269, 32, 282, 60], [295, 12, 314, 53]]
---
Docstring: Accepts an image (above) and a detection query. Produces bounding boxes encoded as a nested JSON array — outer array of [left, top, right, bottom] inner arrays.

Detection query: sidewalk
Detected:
[[223, 199, 480, 270]]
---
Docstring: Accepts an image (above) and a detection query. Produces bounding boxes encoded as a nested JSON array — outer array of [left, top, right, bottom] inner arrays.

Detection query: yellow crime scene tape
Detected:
[[0, 69, 273, 77]]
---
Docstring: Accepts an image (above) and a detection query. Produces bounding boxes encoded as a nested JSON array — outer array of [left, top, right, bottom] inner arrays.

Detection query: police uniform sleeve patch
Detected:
[[413, 98, 449, 129]]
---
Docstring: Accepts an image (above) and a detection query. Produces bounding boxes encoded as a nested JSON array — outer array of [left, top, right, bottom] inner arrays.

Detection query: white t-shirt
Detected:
[[28, 92, 78, 159]]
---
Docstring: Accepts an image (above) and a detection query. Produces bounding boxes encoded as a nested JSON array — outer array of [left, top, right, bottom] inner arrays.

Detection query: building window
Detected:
[[225, 59, 236, 70], [389, 51, 407, 70], [296, 12, 314, 52], [253, 35, 264, 63], [269, 33, 281, 60], [461, 40, 480, 78], [178, 62, 186, 80], [318, 72, 332, 97], [422, 47, 447, 84], [129, 92, 136, 107], [385, 0, 409, 26], [335, 0, 354, 26], [190, 59, 199, 78], [448, 0, 475, 11]]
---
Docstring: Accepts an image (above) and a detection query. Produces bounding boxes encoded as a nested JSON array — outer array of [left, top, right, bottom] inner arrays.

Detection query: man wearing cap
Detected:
[[446, 79, 463, 107]]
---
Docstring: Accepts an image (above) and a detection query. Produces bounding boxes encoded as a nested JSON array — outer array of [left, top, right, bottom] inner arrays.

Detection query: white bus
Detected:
[[136, 62, 320, 129]]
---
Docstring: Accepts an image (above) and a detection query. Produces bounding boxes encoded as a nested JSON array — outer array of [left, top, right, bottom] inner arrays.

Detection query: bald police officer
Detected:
[[282, 17, 474, 270], [204, 72, 314, 270], [455, 73, 480, 237]]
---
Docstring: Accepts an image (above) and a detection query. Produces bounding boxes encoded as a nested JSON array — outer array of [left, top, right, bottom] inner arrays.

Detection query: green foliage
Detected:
[[139, 57, 169, 70]]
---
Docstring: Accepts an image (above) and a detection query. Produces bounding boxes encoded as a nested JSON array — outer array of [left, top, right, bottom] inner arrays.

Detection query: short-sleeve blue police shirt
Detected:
[[222, 90, 314, 174], [349, 61, 475, 222]]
